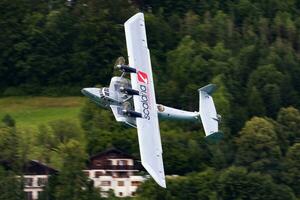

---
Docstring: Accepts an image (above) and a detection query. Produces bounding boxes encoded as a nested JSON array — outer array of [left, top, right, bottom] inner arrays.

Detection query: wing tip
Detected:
[[154, 176, 166, 188], [125, 12, 144, 25], [158, 179, 166, 188], [142, 162, 166, 188]]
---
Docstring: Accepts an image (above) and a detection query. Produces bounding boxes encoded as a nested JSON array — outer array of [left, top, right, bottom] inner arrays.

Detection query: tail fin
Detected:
[[198, 84, 223, 142]]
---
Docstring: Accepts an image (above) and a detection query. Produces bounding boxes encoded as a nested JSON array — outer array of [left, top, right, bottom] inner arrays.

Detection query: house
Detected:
[[23, 160, 58, 200], [83, 148, 145, 197]]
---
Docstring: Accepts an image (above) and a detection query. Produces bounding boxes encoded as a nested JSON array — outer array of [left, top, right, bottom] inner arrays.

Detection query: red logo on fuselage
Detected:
[[137, 71, 148, 84], [137, 70, 150, 120]]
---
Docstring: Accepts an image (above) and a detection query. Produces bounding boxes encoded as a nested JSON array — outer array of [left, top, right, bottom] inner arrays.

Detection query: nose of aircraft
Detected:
[[81, 88, 101, 98], [81, 88, 90, 96]]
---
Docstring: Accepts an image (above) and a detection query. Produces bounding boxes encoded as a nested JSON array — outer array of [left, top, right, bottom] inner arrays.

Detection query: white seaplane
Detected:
[[81, 13, 222, 188]]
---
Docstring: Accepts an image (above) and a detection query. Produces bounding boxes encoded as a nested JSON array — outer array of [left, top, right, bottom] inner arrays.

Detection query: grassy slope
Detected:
[[0, 97, 84, 129]]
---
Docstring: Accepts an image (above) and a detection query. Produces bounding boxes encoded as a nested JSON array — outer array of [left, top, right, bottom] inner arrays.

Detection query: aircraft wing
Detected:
[[124, 13, 166, 187]]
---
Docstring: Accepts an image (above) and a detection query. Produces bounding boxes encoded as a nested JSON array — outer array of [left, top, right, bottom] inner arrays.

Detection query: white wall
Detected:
[[88, 174, 145, 197]]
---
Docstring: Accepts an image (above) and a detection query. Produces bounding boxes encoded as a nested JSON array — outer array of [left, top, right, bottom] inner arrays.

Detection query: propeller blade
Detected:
[[114, 56, 126, 69]]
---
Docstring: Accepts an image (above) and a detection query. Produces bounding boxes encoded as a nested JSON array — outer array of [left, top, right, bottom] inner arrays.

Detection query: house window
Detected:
[[131, 181, 141, 186], [95, 160, 102, 166], [117, 160, 128, 166], [105, 171, 112, 176], [118, 181, 124, 186], [25, 191, 33, 200], [104, 160, 112, 166], [84, 171, 89, 177], [24, 178, 33, 187], [95, 171, 103, 178], [117, 172, 128, 178], [131, 192, 136, 196], [119, 192, 123, 196], [37, 177, 48, 186], [100, 181, 111, 186]]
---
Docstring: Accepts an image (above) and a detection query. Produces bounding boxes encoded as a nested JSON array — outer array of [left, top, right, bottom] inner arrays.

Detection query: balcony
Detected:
[[91, 165, 138, 170]]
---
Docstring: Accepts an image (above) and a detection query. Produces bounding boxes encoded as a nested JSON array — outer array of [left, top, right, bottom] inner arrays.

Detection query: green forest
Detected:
[[0, 0, 300, 199]]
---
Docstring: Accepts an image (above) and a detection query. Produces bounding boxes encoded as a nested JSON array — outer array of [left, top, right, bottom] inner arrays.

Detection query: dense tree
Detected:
[[137, 166, 296, 199], [247, 86, 266, 117], [0, 167, 25, 200], [137, 169, 217, 200], [247, 64, 285, 117], [276, 107, 300, 150], [161, 129, 209, 174], [0, 0, 138, 95], [235, 117, 282, 175], [218, 166, 296, 200], [281, 143, 300, 197], [0, 126, 21, 170], [32, 120, 86, 169]]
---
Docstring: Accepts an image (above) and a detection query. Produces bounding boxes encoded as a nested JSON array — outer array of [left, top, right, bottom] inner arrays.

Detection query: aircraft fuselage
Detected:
[[81, 87, 200, 122]]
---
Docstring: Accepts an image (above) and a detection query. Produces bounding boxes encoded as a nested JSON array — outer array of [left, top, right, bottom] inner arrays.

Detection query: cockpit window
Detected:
[[103, 87, 109, 96]]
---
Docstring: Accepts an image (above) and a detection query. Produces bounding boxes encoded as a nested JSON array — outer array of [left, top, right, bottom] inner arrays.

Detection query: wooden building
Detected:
[[84, 148, 145, 197], [23, 160, 57, 200]]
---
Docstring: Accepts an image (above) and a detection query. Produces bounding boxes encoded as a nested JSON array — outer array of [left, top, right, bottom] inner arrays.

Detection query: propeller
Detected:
[[122, 101, 132, 114], [114, 56, 126, 70], [123, 101, 131, 110], [114, 56, 136, 74]]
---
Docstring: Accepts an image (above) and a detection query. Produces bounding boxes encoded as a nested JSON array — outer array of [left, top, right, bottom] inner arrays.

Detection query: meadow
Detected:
[[0, 96, 85, 129]]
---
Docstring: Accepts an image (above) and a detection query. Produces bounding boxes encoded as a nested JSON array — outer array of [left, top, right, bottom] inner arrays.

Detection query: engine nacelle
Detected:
[[122, 109, 142, 118], [116, 65, 136, 73], [120, 87, 139, 95]]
